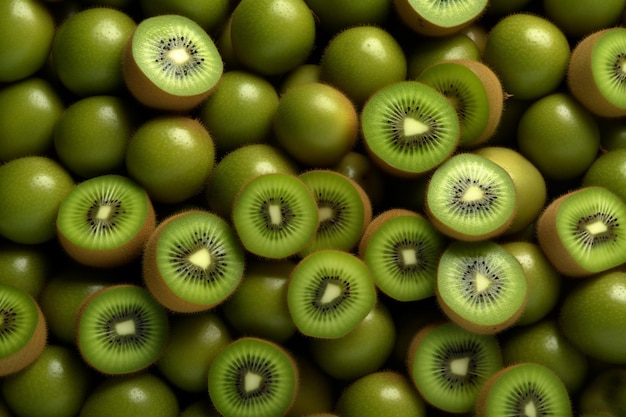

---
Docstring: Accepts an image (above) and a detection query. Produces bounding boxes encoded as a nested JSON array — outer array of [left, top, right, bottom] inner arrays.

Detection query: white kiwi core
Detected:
[[401, 248, 418, 266], [585, 220, 609, 236], [523, 400, 538, 417], [115, 319, 136, 336], [449, 356, 471, 376], [187, 248, 211, 270], [474, 272, 491, 293], [243, 371, 263, 393], [403, 117, 429, 137], [268, 204, 283, 226], [318, 206, 335, 222], [96, 205, 113, 221], [166, 47, 191, 65], [462, 185, 484, 202], [320, 282, 343, 305]]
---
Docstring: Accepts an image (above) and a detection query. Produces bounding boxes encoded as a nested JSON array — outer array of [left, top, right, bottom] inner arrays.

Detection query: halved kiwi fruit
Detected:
[[536, 186, 626, 277], [360, 80, 460, 178], [0, 283, 47, 377], [56, 174, 156, 269], [568, 27, 626, 118], [475, 362, 573, 416], [358, 208, 447, 302], [407, 320, 503, 413], [393, 0, 489, 37], [123, 14, 223, 112], [76, 284, 169, 375], [207, 336, 299, 417], [143, 209, 246, 313], [231, 173, 319, 259], [436, 240, 528, 334], [287, 249, 377, 339], [425, 152, 517, 241]]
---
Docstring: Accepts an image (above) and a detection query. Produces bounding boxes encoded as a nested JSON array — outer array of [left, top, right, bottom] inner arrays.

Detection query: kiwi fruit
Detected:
[[207, 336, 299, 417], [56, 174, 156, 269], [425, 152, 518, 241], [568, 27, 626, 118], [297, 169, 372, 257], [123, 14, 223, 112], [536, 186, 626, 277], [407, 320, 503, 413], [436, 240, 528, 334], [475, 362, 573, 416], [231, 173, 319, 259], [287, 249, 377, 339], [142, 209, 246, 313], [417, 59, 504, 148], [358, 208, 447, 302], [0, 283, 47, 377], [360, 80, 460, 178], [76, 284, 169, 375], [393, 0, 489, 37]]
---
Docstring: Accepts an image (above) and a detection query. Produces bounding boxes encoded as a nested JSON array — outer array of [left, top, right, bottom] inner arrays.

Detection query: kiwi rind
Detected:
[[407, 320, 503, 413], [360, 80, 460, 177], [536, 186, 626, 277], [436, 240, 528, 334], [142, 209, 246, 313], [393, 0, 489, 37], [207, 336, 299, 417], [56, 174, 156, 269], [123, 14, 223, 112], [0, 284, 47, 377], [76, 284, 169, 375]]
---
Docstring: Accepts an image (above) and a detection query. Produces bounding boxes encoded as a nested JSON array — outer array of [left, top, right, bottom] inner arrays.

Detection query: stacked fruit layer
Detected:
[[2, 0, 626, 416]]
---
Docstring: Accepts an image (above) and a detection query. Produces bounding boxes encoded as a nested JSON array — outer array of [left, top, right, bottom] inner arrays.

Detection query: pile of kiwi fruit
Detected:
[[4, 0, 626, 416]]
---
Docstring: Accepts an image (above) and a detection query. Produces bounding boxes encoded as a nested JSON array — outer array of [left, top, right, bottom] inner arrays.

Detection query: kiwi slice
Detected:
[[536, 186, 626, 277], [425, 152, 517, 241], [475, 362, 573, 416], [287, 249, 377, 339], [297, 169, 372, 257], [360, 80, 460, 177], [143, 209, 246, 313], [358, 208, 447, 302], [407, 320, 503, 413], [436, 240, 528, 334], [231, 173, 319, 259], [123, 14, 223, 112], [417, 59, 504, 147], [394, 0, 489, 37], [207, 336, 299, 417], [56, 174, 156, 269], [76, 284, 169, 375], [0, 284, 47, 377], [568, 27, 626, 118]]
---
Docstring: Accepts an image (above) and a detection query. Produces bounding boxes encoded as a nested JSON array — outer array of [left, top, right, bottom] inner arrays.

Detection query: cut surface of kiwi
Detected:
[[408, 320, 503, 413], [143, 209, 246, 313], [536, 186, 626, 277], [287, 249, 377, 339], [425, 152, 517, 241], [436, 240, 528, 334], [207, 337, 299, 417], [394, 0, 489, 36], [123, 14, 223, 112], [76, 284, 169, 375], [360, 80, 460, 177], [56, 174, 156, 269]]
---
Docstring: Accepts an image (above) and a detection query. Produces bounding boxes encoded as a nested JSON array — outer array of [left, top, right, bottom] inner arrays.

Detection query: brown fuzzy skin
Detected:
[[0, 299, 47, 377], [393, 0, 487, 37], [568, 28, 626, 118], [358, 208, 423, 258]]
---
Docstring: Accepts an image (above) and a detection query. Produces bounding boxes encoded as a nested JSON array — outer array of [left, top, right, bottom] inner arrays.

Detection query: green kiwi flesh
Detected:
[[287, 249, 377, 339], [207, 337, 299, 417], [436, 240, 528, 334], [143, 209, 246, 313], [360, 80, 460, 177], [123, 14, 223, 112], [394, 0, 489, 36], [408, 320, 503, 413], [76, 284, 169, 375]]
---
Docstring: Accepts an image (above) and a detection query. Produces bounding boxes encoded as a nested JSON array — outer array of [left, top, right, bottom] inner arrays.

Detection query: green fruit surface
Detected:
[[582, 148, 626, 202]]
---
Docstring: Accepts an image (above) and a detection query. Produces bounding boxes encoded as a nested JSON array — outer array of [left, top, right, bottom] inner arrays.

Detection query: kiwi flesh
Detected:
[[0, 283, 47, 377], [407, 320, 503, 413], [436, 240, 528, 334], [76, 284, 169, 375], [207, 336, 299, 417], [425, 152, 518, 241], [360, 80, 460, 178], [56, 174, 156, 269], [287, 249, 377, 339], [123, 14, 223, 112], [142, 209, 246, 313], [568, 27, 626, 118], [536, 186, 626, 277], [393, 0, 489, 37]]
